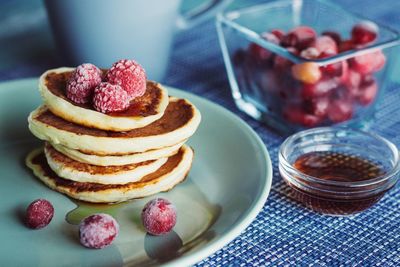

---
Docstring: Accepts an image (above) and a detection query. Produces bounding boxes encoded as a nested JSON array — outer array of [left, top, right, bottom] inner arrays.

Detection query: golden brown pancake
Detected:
[[26, 146, 194, 203], [44, 142, 168, 184], [39, 67, 169, 131], [28, 98, 201, 154]]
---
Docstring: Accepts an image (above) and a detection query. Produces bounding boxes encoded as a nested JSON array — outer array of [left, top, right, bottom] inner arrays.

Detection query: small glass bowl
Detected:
[[279, 127, 400, 216], [216, 0, 400, 134]]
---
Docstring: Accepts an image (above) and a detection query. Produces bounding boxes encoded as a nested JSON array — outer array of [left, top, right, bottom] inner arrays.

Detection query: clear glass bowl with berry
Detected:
[[216, 0, 400, 133]]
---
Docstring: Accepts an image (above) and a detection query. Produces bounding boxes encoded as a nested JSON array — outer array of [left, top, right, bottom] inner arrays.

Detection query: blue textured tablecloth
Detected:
[[1, 0, 399, 266]]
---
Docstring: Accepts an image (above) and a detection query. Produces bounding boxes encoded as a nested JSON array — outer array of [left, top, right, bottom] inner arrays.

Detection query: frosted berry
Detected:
[[322, 31, 342, 45], [283, 105, 322, 127], [291, 62, 321, 84], [358, 79, 378, 105], [25, 199, 54, 229], [300, 47, 320, 59], [350, 50, 386, 74], [328, 100, 353, 123], [311, 36, 338, 55], [106, 59, 146, 99], [351, 21, 378, 45], [282, 26, 316, 50], [79, 213, 119, 249], [66, 63, 102, 104], [141, 198, 177, 236], [93, 82, 130, 113], [270, 29, 285, 41]]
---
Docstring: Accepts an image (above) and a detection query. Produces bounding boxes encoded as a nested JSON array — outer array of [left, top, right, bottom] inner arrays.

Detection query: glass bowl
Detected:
[[279, 127, 400, 216], [216, 0, 400, 134]]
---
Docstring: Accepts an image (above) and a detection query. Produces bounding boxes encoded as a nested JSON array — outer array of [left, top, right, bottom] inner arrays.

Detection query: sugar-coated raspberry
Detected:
[[79, 213, 119, 249], [25, 199, 54, 229], [141, 198, 177, 236], [106, 59, 146, 99], [66, 63, 102, 104], [93, 82, 130, 113]]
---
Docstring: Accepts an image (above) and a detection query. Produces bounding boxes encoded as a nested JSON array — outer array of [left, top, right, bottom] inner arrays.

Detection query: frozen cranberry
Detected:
[[283, 105, 322, 127], [328, 100, 353, 123], [322, 31, 342, 45], [300, 47, 320, 59], [291, 62, 322, 84], [311, 36, 338, 55], [79, 213, 119, 249], [141, 198, 177, 236], [351, 21, 378, 45], [304, 97, 330, 117], [270, 29, 285, 41], [350, 50, 386, 74], [249, 43, 272, 64], [282, 26, 317, 50], [339, 40, 355, 52], [358, 79, 378, 105], [273, 47, 297, 70], [25, 199, 54, 229], [301, 78, 338, 98]]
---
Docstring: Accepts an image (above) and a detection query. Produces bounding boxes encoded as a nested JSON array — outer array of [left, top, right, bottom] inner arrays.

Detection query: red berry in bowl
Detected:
[[106, 59, 146, 99], [350, 50, 386, 74], [93, 82, 130, 113], [270, 29, 285, 41], [351, 21, 378, 45], [142, 198, 177, 236], [322, 31, 342, 45], [339, 39, 355, 52], [300, 47, 320, 59], [291, 62, 322, 84], [79, 213, 119, 249], [328, 100, 353, 123], [283, 105, 322, 127], [66, 63, 102, 104], [344, 70, 362, 95], [304, 97, 330, 117], [282, 26, 317, 50], [249, 43, 272, 63], [311, 36, 338, 55], [358, 78, 378, 105], [25, 199, 54, 229], [273, 47, 297, 70], [301, 78, 338, 98]]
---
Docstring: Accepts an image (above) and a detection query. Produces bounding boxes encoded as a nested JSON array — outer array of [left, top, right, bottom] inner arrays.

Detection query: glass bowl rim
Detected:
[[279, 126, 400, 188], [216, 0, 400, 65]]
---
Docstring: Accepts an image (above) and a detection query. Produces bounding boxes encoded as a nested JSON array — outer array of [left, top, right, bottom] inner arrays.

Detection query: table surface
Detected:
[[1, 0, 399, 266]]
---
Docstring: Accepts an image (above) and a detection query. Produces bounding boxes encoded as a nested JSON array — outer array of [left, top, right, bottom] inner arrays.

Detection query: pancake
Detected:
[[26, 145, 193, 203], [44, 143, 168, 185], [52, 141, 185, 166], [28, 98, 201, 154], [39, 67, 169, 131]]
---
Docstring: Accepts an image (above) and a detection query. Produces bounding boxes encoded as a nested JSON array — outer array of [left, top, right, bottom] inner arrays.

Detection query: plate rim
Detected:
[[0, 78, 273, 267]]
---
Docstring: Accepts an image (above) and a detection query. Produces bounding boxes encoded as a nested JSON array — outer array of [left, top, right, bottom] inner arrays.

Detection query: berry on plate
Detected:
[[79, 213, 119, 249], [25, 199, 54, 229], [141, 198, 177, 236]]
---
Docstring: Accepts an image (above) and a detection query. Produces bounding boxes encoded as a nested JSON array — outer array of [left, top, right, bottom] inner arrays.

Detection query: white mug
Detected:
[[45, 0, 231, 81]]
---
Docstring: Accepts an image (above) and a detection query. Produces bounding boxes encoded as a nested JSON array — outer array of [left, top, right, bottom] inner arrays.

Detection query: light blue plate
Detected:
[[0, 78, 272, 266]]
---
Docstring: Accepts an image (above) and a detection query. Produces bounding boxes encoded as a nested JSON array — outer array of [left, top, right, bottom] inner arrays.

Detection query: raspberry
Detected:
[[270, 29, 285, 41], [66, 63, 102, 104], [106, 59, 146, 99], [93, 82, 130, 113], [141, 198, 177, 236], [25, 199, 54, 229], [351, 21, 378, 45], [321, 31, 342, 45], [311, 36, 338, 55], [282, 26, 316, 50], [350, 50, 386, 74], [79, 213, 119, 249]]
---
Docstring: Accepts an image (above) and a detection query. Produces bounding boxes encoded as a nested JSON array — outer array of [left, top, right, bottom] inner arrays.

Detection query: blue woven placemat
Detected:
[[0, 0, 399, 265]]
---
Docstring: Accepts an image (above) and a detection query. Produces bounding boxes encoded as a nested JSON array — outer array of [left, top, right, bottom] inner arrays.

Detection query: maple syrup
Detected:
[[283, 151, 390, 215]]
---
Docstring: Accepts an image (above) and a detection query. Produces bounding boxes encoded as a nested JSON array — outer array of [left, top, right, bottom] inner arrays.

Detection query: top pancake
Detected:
[[39, 67, 169, 131]]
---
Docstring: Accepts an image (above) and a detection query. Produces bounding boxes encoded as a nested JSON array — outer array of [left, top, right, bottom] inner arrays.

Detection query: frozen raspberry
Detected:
[[302, 78, 339, 99], [358, 78, 378, 105], [66, 63, 102, 104], [249, 43, 272, 64], [351, 21, 378, 45], [322, 31, 342, 45], [339, 39, 355, 52], [311, 36, 338, 55], [328, 100, 353, 123], [141, 198, 177, 236], [300, 47, 320, 59], [270, 29, 285, 41], [283, 105, 322, 127], [274, 47, 297, 69], [25, 199, 54, 229], [79, 213, 119, 249], [106, 59, 146, 99], [93, 82, 130, 113]]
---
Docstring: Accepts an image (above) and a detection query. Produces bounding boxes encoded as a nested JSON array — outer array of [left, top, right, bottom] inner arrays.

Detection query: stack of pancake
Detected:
[[26, 67, 201, 203]]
